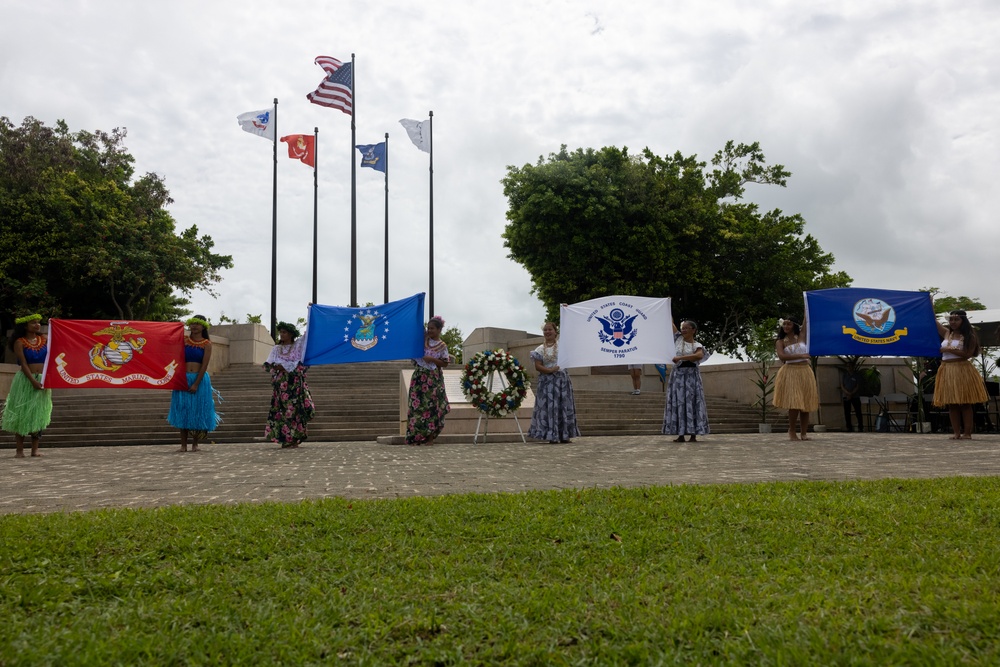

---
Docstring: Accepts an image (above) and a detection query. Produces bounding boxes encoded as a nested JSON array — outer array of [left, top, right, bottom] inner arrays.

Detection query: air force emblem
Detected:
[[344, 310, 389, 351]]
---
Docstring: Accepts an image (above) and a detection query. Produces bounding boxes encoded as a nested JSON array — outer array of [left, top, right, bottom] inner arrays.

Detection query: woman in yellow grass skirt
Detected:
[[772, 317, 819, 441], [934, 310, 988, 439]]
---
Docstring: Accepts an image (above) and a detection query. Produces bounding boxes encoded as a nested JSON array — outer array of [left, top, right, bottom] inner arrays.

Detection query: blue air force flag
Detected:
[[558, 296, 674, 369], [303, 293, 425, 365], [804, 288, 939, 356]]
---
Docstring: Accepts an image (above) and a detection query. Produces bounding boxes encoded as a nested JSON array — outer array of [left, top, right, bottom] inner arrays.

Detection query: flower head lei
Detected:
[[15, 313, 42, 325], [186, 317, 210, 328], [275, 321, 300, 340]]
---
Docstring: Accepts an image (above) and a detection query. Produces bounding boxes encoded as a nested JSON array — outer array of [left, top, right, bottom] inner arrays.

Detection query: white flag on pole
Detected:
[[558, 295, 674, 368], [237, 108, 275, 140], [399, 118, 430, 152]]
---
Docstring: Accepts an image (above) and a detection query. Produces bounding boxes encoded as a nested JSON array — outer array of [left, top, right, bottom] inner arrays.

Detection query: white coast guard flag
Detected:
[[558, 296, 674, 369]]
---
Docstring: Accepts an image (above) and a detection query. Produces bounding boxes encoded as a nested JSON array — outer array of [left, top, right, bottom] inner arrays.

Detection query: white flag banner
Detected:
[[399, 118, 431, 152], [558, 295, 674, 369], [237, 108, 275, 140]]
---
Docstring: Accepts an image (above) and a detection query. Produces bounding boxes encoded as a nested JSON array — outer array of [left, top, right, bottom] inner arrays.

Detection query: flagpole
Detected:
[[312, 126, 319, 305], [383, 132, 389, 305], [428, 110, 434, 317], [349, 53, 358, 307], [270, 97, 278, 339]]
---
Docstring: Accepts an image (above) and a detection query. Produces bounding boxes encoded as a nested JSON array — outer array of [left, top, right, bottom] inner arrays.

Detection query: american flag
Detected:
[[307, 56, 352, 115]]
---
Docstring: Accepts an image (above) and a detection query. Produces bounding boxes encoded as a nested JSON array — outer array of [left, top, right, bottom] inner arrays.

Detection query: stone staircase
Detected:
[[8, 364, 787, 447], [573, 387, 789, 435], [33, 362, 407, 447]]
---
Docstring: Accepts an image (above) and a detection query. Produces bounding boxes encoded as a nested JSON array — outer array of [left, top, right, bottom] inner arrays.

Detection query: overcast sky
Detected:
[[3, 0, 998, 341]]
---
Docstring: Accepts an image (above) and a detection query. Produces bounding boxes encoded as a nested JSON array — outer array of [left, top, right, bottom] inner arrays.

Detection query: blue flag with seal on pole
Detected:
[[804, 288, 939, 356], [304, 293, 425, 365], [356, 142, 386, 173]]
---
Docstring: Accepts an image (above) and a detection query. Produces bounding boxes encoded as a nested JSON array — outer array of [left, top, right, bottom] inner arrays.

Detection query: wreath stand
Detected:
[[473, 369, 527, 445]]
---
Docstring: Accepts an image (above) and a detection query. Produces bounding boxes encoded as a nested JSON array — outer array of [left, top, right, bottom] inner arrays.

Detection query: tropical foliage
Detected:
[[0, 116, 232, 331], [502, 141, 850, 355]]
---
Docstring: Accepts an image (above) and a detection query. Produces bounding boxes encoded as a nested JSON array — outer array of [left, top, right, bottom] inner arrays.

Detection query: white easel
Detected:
[[473, 368, 527, 444]]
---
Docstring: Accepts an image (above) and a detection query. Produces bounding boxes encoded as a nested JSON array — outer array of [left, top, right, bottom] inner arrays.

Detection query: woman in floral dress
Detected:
[[528, 322, 580, 443], [263, 321, 315, 448], [406, 316, 451, 445]]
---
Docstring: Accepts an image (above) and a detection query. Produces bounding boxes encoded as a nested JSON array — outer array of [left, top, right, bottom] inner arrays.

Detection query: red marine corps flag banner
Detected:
[[41, 320, 187, 390]]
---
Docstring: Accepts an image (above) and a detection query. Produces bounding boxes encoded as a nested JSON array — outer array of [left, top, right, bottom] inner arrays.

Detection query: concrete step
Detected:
[[6, 360, 790, 445]]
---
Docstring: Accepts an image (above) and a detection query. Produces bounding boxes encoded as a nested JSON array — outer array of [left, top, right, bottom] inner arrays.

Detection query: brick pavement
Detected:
[[2, 433, 999, 515]]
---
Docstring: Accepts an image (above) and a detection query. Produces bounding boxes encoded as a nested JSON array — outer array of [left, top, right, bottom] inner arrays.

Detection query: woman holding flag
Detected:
[[773, 316, 819, 440], [662, 320, 710, 442], [406, 316, 451, 445], [263, 321, 315, 448], [2, 314, 52, 457], [934, 310, 988, 439], [529, 322, 580, 443], [168, 315, 220, 452]]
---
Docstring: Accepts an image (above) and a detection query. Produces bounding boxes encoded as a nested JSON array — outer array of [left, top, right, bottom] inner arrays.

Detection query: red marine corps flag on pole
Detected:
[[42, 320, 187, 390], [280, 134, 316, 167]]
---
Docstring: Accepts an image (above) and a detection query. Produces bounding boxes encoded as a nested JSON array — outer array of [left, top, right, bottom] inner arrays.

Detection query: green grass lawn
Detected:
[[2, 477, 1000, 665]]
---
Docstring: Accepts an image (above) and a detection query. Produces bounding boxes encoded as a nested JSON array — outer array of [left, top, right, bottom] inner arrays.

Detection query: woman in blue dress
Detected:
[[2, 314, 53, 457], [168, 315, 220, 452], [662, 320, 710, 442], [528, 322, 580, 443]]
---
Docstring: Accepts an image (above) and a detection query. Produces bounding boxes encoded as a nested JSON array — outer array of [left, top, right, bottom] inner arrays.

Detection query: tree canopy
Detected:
[[501, 141, 850, 355], [0, 116, 232, 331], [923, 287, 987, 314]]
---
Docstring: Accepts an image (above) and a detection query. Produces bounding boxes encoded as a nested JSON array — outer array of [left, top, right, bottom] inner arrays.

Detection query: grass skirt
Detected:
[[1, 372, 53, 436], [773, 363, 819, 412], [168, 372, 221, 432], [933, 361, 988, 406]]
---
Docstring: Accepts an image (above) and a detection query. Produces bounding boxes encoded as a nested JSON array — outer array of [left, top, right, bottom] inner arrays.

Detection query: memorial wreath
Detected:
[[461, 349, 530, 418]]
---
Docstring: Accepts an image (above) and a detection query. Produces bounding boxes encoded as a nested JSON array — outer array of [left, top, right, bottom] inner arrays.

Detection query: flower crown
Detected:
[[275, 321, 300, 340], [15, 313, 42, 325], [185, 317, 210, 328]]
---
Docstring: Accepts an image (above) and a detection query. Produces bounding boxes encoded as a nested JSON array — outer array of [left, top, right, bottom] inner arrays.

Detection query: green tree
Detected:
[[922, 287, 986, 314], [501, 142, 850, 355], [0, 116, 233, 330], [441, 325, 464, 364]]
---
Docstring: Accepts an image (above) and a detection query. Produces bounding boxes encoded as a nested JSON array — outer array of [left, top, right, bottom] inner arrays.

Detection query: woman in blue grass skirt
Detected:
[[662, 320, 710, 442], [263, 320, 315, 448], [528, 322, 580, 444], [2, 314, 53, 457], [406, 316, 451, 445], [168, 315, 220, 452]]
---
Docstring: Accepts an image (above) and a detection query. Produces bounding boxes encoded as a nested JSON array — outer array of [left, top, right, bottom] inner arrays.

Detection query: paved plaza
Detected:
[[2, 432, 999, 514]]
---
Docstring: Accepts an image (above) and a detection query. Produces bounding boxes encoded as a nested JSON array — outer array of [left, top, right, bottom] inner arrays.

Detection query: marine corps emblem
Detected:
[[90, 323, 147, 371]]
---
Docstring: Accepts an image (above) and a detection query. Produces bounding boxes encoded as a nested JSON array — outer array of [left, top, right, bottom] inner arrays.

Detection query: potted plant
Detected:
[[747, 320, 778, 433], [899, 357, 937, 433]]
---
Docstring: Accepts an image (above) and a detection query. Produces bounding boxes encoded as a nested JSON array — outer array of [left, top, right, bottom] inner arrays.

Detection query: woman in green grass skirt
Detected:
[[2, 314, 53, 457]]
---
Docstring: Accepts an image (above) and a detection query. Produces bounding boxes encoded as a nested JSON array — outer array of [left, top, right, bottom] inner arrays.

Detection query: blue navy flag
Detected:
[[805, 288, 939, 356], [304, 293, 426, 365], [356, 142, 386, 173]]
